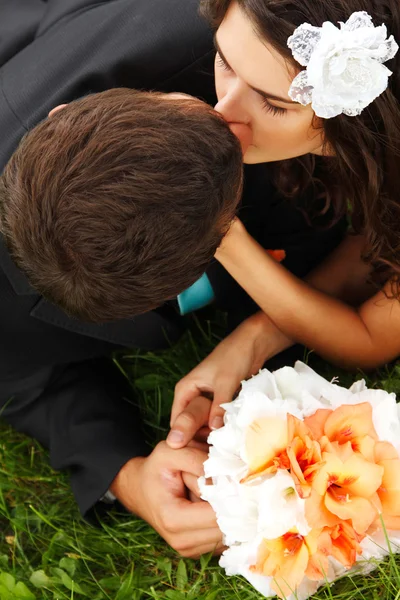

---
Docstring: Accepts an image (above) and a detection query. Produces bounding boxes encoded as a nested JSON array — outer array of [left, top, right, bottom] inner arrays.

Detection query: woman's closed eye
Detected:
[[216, 54, 232, 72], [260, 97, 287, 117], [217, 53, 287, 117]]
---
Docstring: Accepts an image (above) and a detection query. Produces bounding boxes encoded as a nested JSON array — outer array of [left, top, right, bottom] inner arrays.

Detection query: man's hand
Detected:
[[167, 312, 292, 449], [109, 441, 223, 558]]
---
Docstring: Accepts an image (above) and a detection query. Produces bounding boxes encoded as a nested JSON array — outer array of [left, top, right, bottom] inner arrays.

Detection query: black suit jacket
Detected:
[[0, 0, 345, 516]]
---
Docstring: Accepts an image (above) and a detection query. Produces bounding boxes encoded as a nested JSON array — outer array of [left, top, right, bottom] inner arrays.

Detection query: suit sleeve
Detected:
[[0, 359, 148, 517], [0, 0, 215, 168]]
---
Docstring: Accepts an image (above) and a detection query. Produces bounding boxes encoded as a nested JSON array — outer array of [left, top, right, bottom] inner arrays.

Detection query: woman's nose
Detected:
[[214, 86, 252, 154], [229, 122, 253, 155], [214, 92, 245, 124]]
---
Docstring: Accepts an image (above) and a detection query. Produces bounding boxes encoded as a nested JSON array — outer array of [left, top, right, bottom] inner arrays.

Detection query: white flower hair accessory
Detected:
[[287, 11, 399, 119]]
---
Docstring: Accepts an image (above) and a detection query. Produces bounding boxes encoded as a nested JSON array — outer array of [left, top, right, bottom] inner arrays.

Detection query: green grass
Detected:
[[1, 314, 400, 600]]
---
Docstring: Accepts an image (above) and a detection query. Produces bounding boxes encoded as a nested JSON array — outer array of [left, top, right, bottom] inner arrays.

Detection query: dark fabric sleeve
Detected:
[[0, 0, 47, 67], [0, 359, 147, 517]]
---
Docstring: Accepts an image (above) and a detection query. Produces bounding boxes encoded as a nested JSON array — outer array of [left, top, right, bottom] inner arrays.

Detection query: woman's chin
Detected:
[[243, 146, 270, 164]]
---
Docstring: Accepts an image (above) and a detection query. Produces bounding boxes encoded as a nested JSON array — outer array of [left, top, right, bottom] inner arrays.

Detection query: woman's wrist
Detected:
[[216, 218, 249, 260], [242, 311, 294, 365]]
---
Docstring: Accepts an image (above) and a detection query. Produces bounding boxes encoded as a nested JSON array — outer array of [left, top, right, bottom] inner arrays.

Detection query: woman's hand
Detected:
[[167, 312, 292, 448]]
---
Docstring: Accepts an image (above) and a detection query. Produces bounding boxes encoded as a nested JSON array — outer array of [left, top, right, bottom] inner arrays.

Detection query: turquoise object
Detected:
[[177, 273, 215, 315]]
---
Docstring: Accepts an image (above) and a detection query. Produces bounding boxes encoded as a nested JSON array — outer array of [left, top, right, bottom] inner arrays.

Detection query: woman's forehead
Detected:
[[217, 2, 296, 97]]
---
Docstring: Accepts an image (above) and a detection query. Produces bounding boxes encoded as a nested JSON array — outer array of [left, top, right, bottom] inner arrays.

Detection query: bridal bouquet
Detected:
[[200, 362, 400, 600]]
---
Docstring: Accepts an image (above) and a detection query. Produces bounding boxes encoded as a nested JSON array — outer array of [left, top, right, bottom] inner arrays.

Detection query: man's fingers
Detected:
[[182, 471, 202, 500], [193, 426, 211, 444], [167, 396, 211, 448], [158, 442, 208, 478], [173, 496, 218, 530], [208, 383, 239, 431], [171, 380, 200, 427], [176, 538, 226, 559], [187, 541, 226, 559], [187, 439, 209, 453]]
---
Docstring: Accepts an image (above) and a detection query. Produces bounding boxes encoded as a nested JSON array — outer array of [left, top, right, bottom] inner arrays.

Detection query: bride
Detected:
[[169, 0, 400, 443]]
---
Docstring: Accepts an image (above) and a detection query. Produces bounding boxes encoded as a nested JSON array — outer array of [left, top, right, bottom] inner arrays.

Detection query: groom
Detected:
[[0, 0, 344, 557]]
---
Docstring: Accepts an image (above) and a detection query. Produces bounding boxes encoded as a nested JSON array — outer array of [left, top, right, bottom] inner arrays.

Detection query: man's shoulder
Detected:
[[0, 0, 214, 168]]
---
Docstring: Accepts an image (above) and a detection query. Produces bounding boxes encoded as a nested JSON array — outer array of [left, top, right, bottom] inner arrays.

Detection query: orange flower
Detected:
[[243, 416, 290, 481], [304, 409, 332, 440], [373, 441, 400, 529], [327, 521, 364, 567], [306, 450, 384, 534], [252, 529, 331, 599], [286, 416, 323, 498], [243, 415, 323, 488], [305, 403, 378, 451]]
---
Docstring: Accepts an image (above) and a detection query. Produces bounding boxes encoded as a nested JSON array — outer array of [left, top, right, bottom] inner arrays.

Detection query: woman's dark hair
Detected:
[[202, 0, 400, 288]]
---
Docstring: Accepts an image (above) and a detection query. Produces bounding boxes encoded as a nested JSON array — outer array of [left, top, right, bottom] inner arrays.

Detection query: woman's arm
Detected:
[[216, 220, 400, 369], [304, 231, 374, 306]]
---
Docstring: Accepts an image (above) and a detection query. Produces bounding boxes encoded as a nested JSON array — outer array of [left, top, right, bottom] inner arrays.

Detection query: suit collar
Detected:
[[0, 234, 38, 295]]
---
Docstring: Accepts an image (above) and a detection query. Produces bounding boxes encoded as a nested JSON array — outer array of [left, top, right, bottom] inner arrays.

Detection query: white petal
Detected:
[[349, 379, 367, 393], [241, 368, 283, 399], [235, 390, 287, 429], [289, 71, 313, 105], [341, 11, 374, 32], [360, 530, 400, 561], [258, 470, 311, 539], [287, 23, 322, 66]]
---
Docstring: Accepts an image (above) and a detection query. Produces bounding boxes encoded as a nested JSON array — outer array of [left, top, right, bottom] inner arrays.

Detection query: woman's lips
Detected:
[[228, 122, 253, 155]]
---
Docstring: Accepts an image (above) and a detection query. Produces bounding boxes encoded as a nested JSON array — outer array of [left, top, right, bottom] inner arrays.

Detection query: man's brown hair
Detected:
[[0, 88, 243, 321]]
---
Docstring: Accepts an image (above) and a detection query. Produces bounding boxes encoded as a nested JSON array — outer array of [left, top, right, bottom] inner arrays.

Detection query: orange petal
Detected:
[[271, 541, 310, 599], [379, 459, 400, 516], [253, 539, 272, 574], [324, 403, 377, 444], [245, 417, 288, 476], [306, 489, 341, 530], [328, 522, 363, 567], [379, 514, 400, 530], [305, 529, 332, 581], [304, 409, 332, 440], [329, 441, 354, 462], [341, 453, 384, 498], [375, 441, 400, 462], [352, 435, 376, 462], [311, 452, 343, 496], [287, 439, 308, 486], [325, 493, 378, 535]]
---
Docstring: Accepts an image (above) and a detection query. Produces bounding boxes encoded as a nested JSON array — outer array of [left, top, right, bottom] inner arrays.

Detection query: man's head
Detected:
[[0, 88, 243, 322]]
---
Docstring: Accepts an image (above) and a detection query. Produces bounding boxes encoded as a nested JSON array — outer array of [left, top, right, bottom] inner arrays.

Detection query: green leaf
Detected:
[[0, 582, 13, 600], [59, 557, 77, 578], [14, 581, 36, 599], [156, 558, 172, 584], [175, 560, 188, 591], [51, 568, 88, 596], [199, 554, 213, 571], [98, 576, 121, 591], [29, 570, 50, 589], [135, 374, 165, 391], [0, 572, 15, 591], [115, 577, 134, 600], [165, 592, 185, 600], [205, 592, 220, 600], [0, 556, 9, 570]]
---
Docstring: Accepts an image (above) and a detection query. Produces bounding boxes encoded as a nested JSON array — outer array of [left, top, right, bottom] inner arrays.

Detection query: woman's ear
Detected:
[[48, 104, 68, 118]]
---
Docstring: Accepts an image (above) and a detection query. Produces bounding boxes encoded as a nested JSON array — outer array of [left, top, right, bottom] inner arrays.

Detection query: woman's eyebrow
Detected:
[[213, 35, 298, 106]]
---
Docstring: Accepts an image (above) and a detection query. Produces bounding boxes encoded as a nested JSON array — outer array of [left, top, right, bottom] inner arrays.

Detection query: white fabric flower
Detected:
[[287, 11, 399, 118]]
